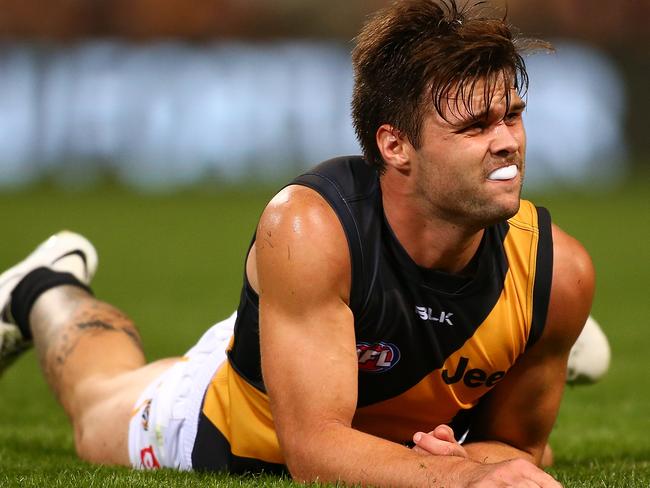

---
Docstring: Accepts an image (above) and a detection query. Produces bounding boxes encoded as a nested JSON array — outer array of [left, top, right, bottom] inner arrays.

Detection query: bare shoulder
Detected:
[[254, 184, 351, 305], [543, 224, 595, 349], [550, 223, 595, 311], [551, 224, 595, 294], [259, 185, 342, 236]]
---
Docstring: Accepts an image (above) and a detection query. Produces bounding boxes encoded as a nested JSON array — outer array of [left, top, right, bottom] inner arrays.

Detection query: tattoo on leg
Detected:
[[77, 320, 117, 332], [76, 320, 143, 351], [50, 319, 143, 370], [29, 292, 147, 404]]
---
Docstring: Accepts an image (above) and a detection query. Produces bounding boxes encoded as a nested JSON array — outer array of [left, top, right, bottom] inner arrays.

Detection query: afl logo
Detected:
[[357, 342, 401, 373]]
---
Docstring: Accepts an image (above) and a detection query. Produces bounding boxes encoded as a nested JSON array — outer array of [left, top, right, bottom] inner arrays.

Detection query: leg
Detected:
[[29, 285, 179, 465], [0, 231, 180, 467]]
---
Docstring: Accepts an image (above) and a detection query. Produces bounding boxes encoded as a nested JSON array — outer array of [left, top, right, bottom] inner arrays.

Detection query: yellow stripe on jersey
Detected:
[[202, 361, 284, 464], [505, 199, 541, 330]]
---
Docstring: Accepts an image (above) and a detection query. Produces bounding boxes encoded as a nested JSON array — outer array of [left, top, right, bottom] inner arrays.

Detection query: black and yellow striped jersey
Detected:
[[192, 156, 553, 473]]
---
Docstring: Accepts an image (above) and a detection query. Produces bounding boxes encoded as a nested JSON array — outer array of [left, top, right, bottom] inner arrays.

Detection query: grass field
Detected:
[[0, 176, 649, 487]]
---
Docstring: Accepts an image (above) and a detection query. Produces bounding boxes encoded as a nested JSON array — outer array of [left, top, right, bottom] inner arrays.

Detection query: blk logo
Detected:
[[441, 356, 506, 388], [415, 306, 454, 325], [357, 342, 401, 373]]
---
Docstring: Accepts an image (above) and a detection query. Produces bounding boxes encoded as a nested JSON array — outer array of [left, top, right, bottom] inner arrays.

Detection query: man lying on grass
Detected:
[[0, 0, 609, 486]]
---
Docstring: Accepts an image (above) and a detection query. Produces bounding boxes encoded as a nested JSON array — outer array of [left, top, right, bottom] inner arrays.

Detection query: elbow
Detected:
[[276, 424, 317, 482], [282, 440, 324, 484], [283, 444, 311, 483], [279, 422, 347, 484], [282, 429, 332, 483]]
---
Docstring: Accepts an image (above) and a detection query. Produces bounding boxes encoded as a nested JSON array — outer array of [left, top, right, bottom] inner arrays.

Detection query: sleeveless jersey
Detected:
[[192, 156, 554, 473]]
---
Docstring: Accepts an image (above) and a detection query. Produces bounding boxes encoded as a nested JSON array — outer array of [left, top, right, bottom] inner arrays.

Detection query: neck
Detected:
[[380, 173, 484, 275]]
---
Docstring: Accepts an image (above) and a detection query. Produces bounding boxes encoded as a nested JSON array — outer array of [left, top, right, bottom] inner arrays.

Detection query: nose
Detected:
[[489, 120, 521, 158]]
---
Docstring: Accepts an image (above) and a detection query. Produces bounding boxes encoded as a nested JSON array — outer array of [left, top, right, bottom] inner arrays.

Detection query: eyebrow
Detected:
[[450, 99, 526, 130], [462, 99, 527, 126]]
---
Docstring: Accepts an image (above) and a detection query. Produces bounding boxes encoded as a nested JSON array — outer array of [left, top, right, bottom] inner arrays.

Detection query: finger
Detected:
[[432, 424, 457, 443], [525, 481, 542, 488], [507, 459, 561, 488], [411, 444, 429, 455], [532, 471, 562, 488], [525, 466, 561, 488], [470, 458, 561, 488], [413, 431, 468, 458]]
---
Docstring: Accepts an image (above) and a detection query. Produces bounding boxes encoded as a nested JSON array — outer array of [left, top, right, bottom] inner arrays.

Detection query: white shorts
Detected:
[[128, 312, 236, 470]]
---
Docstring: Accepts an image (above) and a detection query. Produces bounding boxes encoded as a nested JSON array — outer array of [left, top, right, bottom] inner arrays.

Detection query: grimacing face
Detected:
[[409, 81, 527, 229]]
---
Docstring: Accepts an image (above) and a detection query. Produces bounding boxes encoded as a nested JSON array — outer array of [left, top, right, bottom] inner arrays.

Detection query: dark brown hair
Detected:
[[351, 0, 551, 172]]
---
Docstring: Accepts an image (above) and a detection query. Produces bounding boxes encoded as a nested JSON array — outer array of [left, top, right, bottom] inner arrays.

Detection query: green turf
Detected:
[[0, 177, 649, 486]]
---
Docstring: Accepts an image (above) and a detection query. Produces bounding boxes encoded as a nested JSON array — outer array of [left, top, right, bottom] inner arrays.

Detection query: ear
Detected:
[[376, 124, 411, 172]]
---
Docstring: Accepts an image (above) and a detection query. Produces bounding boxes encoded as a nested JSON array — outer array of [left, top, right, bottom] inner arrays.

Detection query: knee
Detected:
[[67, 382, 108, 463], [73, 417, 102, 463], [72, 407, 130, 466]]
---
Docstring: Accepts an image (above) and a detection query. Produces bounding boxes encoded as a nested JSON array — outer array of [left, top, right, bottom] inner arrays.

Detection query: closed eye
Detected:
[[504, 110, 523, 125], [504, 101, 526, 124], [456, 120, 488, 134]]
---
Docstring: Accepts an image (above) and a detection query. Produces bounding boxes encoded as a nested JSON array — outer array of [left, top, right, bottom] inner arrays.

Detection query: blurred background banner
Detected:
[[0, 0, 646, 190]]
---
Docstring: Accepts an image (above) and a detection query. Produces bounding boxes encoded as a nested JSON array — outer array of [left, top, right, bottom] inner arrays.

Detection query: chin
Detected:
[[494, 186, 522, 218], [479, 178, 523, 222], [502, 197, 521, 218], [477, 199, 521, 228]]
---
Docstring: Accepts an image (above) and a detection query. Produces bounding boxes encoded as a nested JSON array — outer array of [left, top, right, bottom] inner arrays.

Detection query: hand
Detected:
[[413, 428, 561, 486], [465, 458, 562, 487], [411, 424, 468, 458]]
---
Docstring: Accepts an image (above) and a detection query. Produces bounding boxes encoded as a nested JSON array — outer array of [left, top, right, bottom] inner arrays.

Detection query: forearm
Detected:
[[464, 440, 538, 465], [286, 422, 480, 487]]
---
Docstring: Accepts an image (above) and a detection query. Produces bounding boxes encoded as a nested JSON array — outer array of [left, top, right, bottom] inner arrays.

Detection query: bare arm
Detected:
[[254, 186, 560, 487], [457, 224, 595, 465]]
